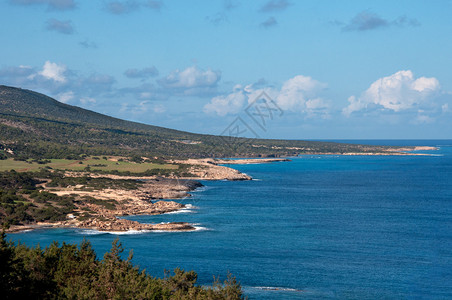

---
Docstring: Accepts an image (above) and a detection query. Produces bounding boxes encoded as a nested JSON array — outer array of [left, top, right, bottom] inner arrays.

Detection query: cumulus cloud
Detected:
[[124, 66, 159, 79], [204, 75, 329, 117], [158, 66, 220, 96], [38, 61, 67, 83], [275, 75, 329, 114], [339, 11, 421, 32], [260, 17, 277, 28], [11, 0, 76, 10], [203, 85, 247, 116], [259, 0, 291, 13], [343, 70, 440, 116], [46, 19, 74, 35]]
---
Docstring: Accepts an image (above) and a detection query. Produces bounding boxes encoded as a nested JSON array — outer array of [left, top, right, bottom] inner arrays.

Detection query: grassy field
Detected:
[[0, 157, 178, 173]]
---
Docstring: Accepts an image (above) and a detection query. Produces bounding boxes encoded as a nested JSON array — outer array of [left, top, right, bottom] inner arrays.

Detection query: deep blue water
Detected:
[[7, 140, 452, 299]]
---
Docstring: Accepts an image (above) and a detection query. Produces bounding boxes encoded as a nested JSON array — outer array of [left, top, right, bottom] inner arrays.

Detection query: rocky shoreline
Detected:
[[6, 160, 254, 233], [6, 150, 435, 234], [7, 178, 204, 233]]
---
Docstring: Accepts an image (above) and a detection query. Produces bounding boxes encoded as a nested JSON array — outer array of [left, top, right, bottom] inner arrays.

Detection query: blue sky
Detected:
[[1, 0, 451, 139]]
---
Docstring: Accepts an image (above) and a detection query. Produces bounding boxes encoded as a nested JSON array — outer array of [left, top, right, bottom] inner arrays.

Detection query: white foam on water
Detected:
[[191, 223, 211, 231], [16, 229, 33, 233], [191, 185, 209, 193], [78, 229, 151, 235], [164, 204, 197, 214], [252, 286, 303, 292]]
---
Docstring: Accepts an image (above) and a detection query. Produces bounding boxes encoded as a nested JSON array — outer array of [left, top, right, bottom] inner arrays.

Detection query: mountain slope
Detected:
[[0, 85, 394, 159]]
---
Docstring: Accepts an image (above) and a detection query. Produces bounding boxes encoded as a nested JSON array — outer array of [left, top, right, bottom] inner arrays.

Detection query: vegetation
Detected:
[[0, 233, 245, 299], [0, 170, 77, 226], [0, 157, 178, 173], [0, 85, 396, 160]]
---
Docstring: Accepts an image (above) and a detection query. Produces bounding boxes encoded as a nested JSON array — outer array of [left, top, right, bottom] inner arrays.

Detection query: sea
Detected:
[[7, 140, 452, 299]]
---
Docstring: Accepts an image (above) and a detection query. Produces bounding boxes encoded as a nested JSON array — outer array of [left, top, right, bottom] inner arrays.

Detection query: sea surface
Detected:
[[7, 140, 452, 299]]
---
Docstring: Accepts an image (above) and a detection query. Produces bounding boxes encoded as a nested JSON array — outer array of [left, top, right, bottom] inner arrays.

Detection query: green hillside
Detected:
[[0, 85, 393, 159]]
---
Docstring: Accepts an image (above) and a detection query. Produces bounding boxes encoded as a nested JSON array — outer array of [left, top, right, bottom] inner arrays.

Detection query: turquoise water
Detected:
[[7, 141, 452, 299]]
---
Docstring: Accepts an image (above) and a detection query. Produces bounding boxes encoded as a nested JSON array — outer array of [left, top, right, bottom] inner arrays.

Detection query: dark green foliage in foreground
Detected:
[[0, 233, 245, 299]]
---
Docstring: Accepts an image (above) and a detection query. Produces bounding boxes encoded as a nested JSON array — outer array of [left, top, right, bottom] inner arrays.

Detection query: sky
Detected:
[[0, 0, 451, 140]]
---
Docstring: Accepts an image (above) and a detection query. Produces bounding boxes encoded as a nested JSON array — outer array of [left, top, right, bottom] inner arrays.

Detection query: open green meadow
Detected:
[[0, 157, 178, 173]]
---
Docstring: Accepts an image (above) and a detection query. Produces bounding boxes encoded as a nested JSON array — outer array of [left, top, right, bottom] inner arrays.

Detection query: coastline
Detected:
[[6, 178, 202, 234], [4, 147, 437, 234], [5, 160, 254, 234]]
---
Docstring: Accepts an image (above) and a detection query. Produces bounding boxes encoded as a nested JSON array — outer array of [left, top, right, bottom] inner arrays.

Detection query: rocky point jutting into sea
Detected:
[[6, 159, 255, 233]]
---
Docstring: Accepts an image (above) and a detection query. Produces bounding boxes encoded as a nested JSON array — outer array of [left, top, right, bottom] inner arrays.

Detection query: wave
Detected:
[[151, 225, 210, 233], [16, 229, 34, 233], [78, 229, 152, 235], [191, 223, 210, 231], [164, 204, 197, 214], [78, 225, 209, 235], [192, 186, 209, 192], [251, 286, 303, 292]]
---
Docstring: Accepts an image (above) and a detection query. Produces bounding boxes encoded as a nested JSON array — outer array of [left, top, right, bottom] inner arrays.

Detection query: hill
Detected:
[[0, 85, 394, 159]]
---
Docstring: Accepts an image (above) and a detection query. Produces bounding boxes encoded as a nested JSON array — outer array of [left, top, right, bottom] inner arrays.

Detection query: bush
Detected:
[[0, 235, 245, 299]]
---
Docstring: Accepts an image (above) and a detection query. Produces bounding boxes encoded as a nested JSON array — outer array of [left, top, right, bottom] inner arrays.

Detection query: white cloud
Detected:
[[57, 91, 74, 103], [159, 66, 220, 89], [276, 75, 327, 112], [203, 85, 246, 116], [38, 61, 67, 83], [343, 70, 440, 116], [204, 75, 329, 117]]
